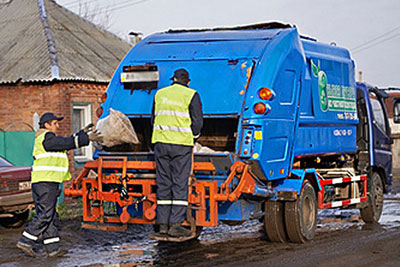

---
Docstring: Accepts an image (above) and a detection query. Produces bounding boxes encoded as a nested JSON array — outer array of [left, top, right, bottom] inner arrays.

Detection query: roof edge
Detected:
[[0, 77, 110, 85], [38, 0, 60, 79], [166, 21, 292, 33]]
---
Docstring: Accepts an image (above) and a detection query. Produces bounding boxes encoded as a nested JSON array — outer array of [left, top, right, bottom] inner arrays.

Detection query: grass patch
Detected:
[[57, 199, 83, 220]]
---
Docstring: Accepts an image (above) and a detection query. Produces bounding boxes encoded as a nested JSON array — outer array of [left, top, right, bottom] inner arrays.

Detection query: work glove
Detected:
[[88, 130, 104, 143], [193, 133, 201, 143], [83, 123, 94, 133]]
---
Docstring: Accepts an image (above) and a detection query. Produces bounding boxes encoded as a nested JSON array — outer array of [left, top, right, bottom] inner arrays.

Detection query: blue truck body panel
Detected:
[[98, 25, 390, 222]]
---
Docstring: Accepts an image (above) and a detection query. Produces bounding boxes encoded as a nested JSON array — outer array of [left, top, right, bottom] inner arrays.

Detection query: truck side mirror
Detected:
[[394, 101, 400, 123]]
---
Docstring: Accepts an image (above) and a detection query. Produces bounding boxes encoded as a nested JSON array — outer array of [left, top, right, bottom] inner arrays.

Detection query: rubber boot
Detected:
[[16, 239, 41, 257], [159, 224, 168, 235], [168, 223, 192, 237], [151, 224, 169, 238], [46, 248, 67, 257]]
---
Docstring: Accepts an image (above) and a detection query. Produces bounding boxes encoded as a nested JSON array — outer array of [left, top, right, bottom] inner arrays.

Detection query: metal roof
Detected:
[[0, 0, 131, 84]]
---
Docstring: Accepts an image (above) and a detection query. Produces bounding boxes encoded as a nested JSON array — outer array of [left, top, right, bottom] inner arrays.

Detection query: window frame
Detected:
[[369, 94, 387, 134], [72, 102, 93, 162]]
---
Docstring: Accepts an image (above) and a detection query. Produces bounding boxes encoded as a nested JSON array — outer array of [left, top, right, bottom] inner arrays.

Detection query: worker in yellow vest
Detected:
[[17, 113, 103, 257], [151, 68, 203, 238]]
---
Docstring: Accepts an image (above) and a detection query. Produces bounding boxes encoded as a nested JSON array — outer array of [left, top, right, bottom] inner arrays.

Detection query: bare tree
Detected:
[[77, 0, 114, 31]]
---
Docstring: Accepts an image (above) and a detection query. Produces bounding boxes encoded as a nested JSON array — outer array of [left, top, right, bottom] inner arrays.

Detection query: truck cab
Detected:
[[356, 82, 392, 192]]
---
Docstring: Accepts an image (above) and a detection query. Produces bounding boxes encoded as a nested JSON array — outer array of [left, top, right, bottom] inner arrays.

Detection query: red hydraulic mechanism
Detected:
[[64, 157, 258, 231]]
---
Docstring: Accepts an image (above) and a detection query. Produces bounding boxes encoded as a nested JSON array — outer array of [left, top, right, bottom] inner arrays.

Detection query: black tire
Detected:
[[284, 182, 317, 243], [360, 172, 384, 223], [264, 201, 287, 242], [0, 209, 30, 228]]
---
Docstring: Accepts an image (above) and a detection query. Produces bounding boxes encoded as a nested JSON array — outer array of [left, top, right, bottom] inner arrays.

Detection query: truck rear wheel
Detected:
[[264, 201, 287, 242], [284, 182, 317, 243], [360, 172, 384, 223]]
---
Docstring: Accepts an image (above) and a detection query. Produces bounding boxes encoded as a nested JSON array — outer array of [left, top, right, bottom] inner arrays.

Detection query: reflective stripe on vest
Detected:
[[152, 83, 196, 146], [31, 130, 71, 183], [155, 110, 190, 118]]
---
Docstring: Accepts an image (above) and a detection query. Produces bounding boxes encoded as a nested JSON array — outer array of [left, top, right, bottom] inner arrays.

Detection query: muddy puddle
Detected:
[[58, 194, 400, 266], [2, 194, 400, 267]]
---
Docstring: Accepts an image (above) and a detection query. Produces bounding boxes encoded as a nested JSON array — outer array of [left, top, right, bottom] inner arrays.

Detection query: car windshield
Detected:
[[0, 156, 13, 167]]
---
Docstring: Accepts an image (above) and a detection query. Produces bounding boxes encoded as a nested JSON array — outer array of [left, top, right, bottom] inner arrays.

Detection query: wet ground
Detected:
[[1, 178, 400, 267]]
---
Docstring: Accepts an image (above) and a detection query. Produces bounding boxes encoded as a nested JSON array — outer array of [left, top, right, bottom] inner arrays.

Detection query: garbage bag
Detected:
[[95, 108, 140, 148]]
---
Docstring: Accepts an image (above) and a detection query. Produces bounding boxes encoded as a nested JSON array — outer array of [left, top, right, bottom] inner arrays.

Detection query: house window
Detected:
[[72, 103, 92, 162]]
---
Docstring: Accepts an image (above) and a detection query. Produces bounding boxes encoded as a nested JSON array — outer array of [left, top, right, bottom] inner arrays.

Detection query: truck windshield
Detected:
[[370, 97, 387, 132]]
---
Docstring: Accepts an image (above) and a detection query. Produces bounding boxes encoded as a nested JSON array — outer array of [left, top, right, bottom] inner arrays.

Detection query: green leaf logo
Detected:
[[311, 59, 319, 77], [318, 71, 328, 111]]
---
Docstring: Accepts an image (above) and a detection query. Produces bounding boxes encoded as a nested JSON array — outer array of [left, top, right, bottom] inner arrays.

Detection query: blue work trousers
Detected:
[[154, 142, 192, 225]]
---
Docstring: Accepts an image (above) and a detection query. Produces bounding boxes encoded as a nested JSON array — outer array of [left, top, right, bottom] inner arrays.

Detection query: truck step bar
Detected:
[[318, 174, 367, 209]]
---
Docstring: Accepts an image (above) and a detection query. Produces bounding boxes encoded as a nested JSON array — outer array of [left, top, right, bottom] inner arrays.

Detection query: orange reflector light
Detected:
[[280, 168, 285, 174], [100, 92, 108, 103], [269, 170, 273, 175], [96, 106, 103, 118], [258, 88, 274, 100], [254, 102, 267, 114], [258, 88, 271, 100]]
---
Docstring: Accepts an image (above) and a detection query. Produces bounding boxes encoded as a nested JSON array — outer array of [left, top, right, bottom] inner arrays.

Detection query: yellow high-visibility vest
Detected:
[[152, 83, 196, 146], [31, 130, 71, 183]]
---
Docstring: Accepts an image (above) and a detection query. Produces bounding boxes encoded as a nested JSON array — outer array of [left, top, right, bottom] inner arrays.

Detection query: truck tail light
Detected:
[[253, 102, 271, 115], [100, 92, 107, 103], [258, 88, 275, 100], [254, 102, 266, 114], [96, 106, 103, 118]]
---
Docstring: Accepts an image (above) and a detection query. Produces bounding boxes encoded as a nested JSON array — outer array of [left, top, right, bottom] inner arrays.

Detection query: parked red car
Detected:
[[0, 156, 33, 228]]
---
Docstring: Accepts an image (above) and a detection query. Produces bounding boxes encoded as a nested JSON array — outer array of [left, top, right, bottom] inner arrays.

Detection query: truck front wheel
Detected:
[[360, 172, 384, 223], [284, 182, 317, 243]]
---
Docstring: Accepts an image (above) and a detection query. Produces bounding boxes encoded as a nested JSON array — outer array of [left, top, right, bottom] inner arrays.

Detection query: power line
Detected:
[[351, 25, 400, 51], [84, 0, 151, 16], [0, 0, 149, 26], [350, 24, 400, 54], [352, 33, 400, 55]]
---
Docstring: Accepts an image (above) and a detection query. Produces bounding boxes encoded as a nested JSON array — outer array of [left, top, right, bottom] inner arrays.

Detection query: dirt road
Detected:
[[1, 179, 400, 267]]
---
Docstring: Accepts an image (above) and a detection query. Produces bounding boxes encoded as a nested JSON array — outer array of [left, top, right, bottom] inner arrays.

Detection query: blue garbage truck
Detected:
[[65, 22, 393, 243]]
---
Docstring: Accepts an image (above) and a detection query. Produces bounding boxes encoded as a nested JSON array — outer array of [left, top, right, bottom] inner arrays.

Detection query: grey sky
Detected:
[[57, 0, 400, 88]]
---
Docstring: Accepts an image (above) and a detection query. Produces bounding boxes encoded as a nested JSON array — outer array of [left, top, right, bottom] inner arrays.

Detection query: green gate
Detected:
[[0, 123, 35, 166]]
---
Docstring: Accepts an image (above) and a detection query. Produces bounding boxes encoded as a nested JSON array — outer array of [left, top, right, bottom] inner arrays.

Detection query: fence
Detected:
[[0, 123, 35, 166]]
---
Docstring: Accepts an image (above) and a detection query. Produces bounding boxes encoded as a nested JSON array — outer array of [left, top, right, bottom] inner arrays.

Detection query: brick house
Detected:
[[0, 0, 131, 177]]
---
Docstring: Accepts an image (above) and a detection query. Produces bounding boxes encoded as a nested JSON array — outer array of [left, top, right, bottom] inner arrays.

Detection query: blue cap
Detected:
[[39, 112, 64, 125]]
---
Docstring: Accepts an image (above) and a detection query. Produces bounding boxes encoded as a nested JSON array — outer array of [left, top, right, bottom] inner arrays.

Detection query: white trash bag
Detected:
[[95, 108, 140, 148]]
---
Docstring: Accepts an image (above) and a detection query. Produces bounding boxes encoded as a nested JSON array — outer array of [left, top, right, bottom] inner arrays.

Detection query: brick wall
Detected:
[[0, 80, 108, 177]]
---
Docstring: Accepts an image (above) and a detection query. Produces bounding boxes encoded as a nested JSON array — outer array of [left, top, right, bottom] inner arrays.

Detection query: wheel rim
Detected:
[[302, 194, 315, 231], [373, 177, 384, 220]]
